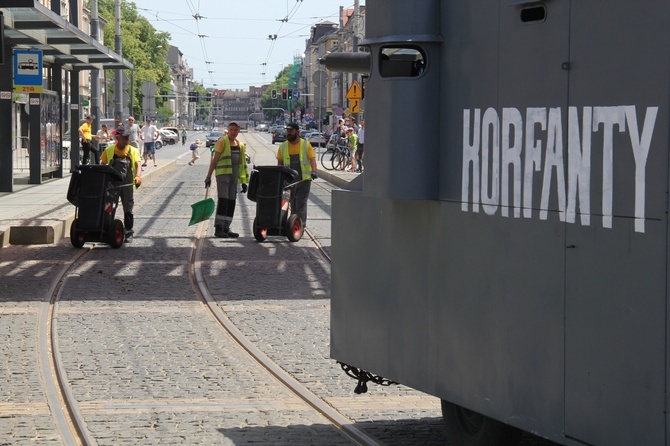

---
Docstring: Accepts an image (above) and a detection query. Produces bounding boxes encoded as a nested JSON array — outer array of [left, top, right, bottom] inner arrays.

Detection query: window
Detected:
[[379, 46, 426, 78]]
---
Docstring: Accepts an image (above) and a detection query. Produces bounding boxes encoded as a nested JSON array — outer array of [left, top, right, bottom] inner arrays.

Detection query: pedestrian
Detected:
[[276, 122, 318, 225], [204, 122, 249, 238], [356, 120, 365, 172], [347, 116, 359, 133], [95, 124, 112, 152], [99, 125, 142, 243], [181, 129, 187, 145], [78, 115, 97, 165], [139, 118, 159, 168], [335, 118, 347, 140], [188, 139, 201, 166], [345, 127, 358, 172], [126, 116, 140, 148]]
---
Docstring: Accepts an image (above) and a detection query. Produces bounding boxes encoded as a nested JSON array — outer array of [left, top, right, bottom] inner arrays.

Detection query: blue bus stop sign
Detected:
[[14, 50, 43, 93]]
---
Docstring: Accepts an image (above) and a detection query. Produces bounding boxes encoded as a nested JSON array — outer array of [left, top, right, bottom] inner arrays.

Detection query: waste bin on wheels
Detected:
[[247, 165, 305, 242], [66, 164, 126, 248]]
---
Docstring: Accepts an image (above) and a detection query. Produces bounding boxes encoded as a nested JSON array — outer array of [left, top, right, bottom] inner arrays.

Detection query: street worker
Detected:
[[205, 122, 249, 238], [78, 115, 97, 165], [276, 122, 318, 226], [100, 125, 142, 243]]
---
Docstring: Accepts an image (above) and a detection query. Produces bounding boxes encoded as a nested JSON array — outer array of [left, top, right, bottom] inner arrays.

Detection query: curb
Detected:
[[0, 161, 177, 248]]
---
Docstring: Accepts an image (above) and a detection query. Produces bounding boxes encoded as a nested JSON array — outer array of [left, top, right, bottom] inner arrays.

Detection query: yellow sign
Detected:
[[350, 99, 361, 114], [14, 85, 43, 93], [345, 81, 362, 99]]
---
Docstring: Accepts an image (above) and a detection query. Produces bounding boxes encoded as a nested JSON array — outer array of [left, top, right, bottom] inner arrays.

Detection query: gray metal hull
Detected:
[[330, 0, 670, 444]]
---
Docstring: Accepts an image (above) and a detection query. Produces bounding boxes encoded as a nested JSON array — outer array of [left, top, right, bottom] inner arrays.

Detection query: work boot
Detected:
[[225, 229, 239, 238], [214, 228, 229, 238]]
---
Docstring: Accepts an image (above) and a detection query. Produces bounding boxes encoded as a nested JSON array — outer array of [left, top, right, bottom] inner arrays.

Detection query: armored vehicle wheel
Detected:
[[70, 218, 85, 248], [441, 400, 522, 446], [108, 219, 125, 249], [253, 217, 268, 242], [286, 214, 304, 242]]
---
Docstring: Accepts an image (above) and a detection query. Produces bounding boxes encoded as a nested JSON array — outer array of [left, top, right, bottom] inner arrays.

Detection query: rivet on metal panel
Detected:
[[561, 62, 571, 70]]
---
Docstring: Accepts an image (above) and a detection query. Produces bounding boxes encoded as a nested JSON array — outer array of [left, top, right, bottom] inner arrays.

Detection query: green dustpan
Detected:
[[189, 188, 215, 226]]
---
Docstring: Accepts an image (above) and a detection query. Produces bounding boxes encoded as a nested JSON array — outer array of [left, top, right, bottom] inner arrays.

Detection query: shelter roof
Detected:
[[2, 0, 132, 70]]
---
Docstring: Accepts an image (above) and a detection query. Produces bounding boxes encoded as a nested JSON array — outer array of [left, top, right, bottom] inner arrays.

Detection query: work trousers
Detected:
[[118, 185, 135, 236], [215, 174, 238, 231], [292, 180, 311, 226]]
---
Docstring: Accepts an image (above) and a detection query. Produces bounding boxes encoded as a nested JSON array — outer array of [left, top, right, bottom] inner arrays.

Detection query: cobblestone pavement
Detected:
[[0, 133, 559, 445]]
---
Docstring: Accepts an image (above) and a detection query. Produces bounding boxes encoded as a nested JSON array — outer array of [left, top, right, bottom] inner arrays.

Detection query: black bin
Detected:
[[249, 165, 304, 242], [67, 164, 126, 248]]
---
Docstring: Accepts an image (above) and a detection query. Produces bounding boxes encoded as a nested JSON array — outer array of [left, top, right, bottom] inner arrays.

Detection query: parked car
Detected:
[[206, 131, 224, 147], [161, 126, 180, 136], [61, 129, 85, 159], [159, 129, 177, 145], [272, 129, 287, 144], [306, 131, 326, 148], [61, 129, 71, 158]]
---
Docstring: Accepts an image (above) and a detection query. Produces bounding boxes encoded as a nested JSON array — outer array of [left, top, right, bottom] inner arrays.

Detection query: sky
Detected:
[[134, 0, 365, 90]]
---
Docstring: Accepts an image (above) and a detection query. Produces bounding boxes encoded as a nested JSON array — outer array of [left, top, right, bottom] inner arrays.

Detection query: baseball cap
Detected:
[[285, 122, 300, 131], [115, 125, 130, 137], [85, 115, 92, 120]]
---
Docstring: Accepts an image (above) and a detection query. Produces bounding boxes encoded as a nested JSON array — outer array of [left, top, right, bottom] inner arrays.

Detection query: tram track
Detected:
[[36, 148, 381, 445]]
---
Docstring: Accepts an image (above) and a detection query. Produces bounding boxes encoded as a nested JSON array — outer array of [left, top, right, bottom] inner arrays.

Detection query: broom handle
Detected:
[[205, 186, 210, 199]]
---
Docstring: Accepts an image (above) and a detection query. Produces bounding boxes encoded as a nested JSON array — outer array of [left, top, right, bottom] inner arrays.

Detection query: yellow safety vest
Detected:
[[215, 136, 249, 183], [279, 139, 312, 180]]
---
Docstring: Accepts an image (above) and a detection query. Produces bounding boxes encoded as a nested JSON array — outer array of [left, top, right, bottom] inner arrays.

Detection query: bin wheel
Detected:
[[286, 214, 304, 242], [253, 217, 268, 242], [441, 400, 522, 446], [108, 219, 125, 249], [70, 218, 85, 248]]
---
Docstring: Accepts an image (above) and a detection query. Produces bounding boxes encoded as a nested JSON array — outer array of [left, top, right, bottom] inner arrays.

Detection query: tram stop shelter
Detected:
[[0, 0, 132, 192]]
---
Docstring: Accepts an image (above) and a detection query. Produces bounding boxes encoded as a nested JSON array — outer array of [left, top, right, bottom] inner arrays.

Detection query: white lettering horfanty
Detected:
[[461, 106, 658, 233]]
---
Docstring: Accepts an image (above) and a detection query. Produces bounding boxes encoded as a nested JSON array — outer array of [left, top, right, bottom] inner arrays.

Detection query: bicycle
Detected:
[[331, 145, 352, 171], [320, 135, 340, 170], [320, 136, 350, 171]]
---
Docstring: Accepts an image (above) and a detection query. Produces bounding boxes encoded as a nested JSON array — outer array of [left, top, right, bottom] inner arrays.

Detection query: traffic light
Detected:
[[281, 88, 288, 100], [271, 89, 277, 99], [287, 89, 293, 100]]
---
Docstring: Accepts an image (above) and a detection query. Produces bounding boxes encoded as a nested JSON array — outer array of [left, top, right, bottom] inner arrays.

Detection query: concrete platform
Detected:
[[0, 160, 177, 248]]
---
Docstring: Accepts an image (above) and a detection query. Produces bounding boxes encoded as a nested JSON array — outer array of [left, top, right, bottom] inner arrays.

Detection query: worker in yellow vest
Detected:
[[276, 122, 318, 226], [205, 122, 249, 238]]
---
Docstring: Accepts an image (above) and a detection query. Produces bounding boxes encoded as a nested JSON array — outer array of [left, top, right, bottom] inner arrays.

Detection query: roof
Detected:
[[2, 0, 132, 70]]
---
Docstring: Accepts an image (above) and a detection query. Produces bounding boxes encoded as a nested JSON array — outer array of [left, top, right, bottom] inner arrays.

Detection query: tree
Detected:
[[261, 66, 293, 121], [97, 0, 171, 118]]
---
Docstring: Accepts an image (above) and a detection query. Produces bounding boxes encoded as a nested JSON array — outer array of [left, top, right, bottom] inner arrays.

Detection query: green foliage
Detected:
[[261, 66, 294, 120], [97, 0, 171, 118]]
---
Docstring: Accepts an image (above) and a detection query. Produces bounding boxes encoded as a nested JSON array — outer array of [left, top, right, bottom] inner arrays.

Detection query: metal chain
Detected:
[[337, 361, 397, 394]]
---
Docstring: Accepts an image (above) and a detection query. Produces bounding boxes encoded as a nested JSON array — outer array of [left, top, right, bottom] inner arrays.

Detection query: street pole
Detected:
[[352, 0, 360, 122], [129, 58, 134, 118], [114, 0, 122, 121], [90, 0, 101, 136]]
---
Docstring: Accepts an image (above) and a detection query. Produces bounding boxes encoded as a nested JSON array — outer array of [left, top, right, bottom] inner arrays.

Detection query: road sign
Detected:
[[345, 81, 362, 100], [350, 98, 361, 114], [294, 91, 300, 99], [13, 50, 43, 93]]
